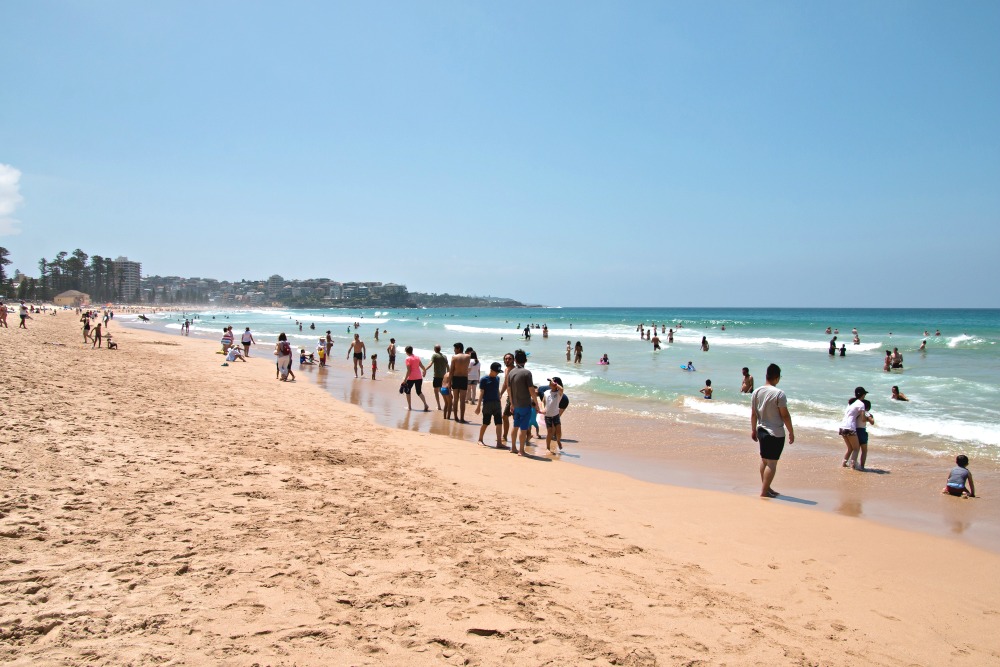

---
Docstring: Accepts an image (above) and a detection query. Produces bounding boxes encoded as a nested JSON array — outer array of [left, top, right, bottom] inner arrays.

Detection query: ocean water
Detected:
[[141, 307, 1000, 462]]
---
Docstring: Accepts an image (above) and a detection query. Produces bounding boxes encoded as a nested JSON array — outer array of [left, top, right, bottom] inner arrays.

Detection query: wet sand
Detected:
[[286, 348, 1000, 553]]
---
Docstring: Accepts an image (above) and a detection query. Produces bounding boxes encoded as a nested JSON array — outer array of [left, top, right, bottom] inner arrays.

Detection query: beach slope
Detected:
[[1, 315, 998, 666]]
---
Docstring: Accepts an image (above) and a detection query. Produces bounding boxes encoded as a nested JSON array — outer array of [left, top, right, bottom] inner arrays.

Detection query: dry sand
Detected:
[[2, 313, 999, 666]]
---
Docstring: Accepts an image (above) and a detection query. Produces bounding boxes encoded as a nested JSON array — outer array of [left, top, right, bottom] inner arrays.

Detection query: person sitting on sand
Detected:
[[942, 455, 975, 498], [300, 348, 315, 365], [891, 385, 908, 401], [700, 379, 713, 399], [225, 346, 246, 362]]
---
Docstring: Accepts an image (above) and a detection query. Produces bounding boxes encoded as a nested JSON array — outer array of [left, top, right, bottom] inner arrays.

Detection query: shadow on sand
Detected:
[[773, 494, 818, 506]]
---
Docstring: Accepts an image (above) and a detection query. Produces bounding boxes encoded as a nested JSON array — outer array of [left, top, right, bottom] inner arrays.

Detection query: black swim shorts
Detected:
[[481, 400, 502, 425], [354, 352, 363, 360], [757, 428, 785, 461], [405, 379, 423, 395], [544, 415, 561, 428], [451, 376, 468, 391], [433, 376, 444, 389]]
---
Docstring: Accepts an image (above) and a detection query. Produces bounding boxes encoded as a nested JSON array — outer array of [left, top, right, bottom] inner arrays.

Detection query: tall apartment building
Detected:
[[113, 256, 142, 302], [266, 274, 284, 297]]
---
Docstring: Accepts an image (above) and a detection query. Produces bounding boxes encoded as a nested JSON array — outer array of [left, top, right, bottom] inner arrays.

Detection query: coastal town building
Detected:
[[113, 256, 142, 302], [53, 290, 90, 307], [266, 274, 284, 298]]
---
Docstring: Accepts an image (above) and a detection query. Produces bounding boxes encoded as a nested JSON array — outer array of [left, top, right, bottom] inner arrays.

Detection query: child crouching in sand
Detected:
[[942, 455, 976, 498]]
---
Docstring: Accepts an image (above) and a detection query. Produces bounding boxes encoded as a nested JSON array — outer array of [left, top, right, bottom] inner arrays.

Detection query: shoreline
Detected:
[[129, 318, 1000, 552], [3, 313, 1000, 664]]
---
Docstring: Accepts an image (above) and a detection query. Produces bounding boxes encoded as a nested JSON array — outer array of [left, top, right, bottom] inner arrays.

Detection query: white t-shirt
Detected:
[[241, 331, 253, 343], [841, 402, 867, 431], [468, 360, 481, 382], [543, 388, 563, 417]]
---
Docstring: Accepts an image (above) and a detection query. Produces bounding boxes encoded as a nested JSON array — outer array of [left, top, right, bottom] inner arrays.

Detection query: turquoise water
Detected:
[[142, 307, 1000, 461]]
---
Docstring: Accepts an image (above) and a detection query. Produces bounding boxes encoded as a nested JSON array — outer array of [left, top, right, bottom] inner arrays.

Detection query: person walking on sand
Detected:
[[449, 342, 471, 422], [741, 367, 754, 393], [0, 301, 7, 328], [241, 327, 255, 357], [427, 345, 449, 410], [402, 346, 430, 411], [19, 301, 29, 329], [505, 349, 538, 457], [387, 338, 397, 371], [347, 333, 366, 378], [750, 363, 794, 498], [476, 362, 505, 448], [91, 322, 103, 348], [275, 332, 295, 381]]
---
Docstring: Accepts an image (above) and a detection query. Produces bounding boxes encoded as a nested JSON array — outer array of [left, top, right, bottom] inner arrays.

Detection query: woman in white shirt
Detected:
[[466, 349, 481, 404], [839, 387, 869, 470]]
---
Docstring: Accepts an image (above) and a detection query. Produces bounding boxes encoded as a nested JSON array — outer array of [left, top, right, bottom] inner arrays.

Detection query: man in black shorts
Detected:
[[475, 362, 505, 447], [427, 345, 449, 410], [346, 333, 366, 378], [750, 363, 795, 498]]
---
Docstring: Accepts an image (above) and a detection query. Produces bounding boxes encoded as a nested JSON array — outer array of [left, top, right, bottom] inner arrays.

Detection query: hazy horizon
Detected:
[[2, 1, 998, 308]]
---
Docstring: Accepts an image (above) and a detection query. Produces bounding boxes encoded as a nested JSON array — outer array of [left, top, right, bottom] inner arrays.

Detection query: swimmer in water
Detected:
[[684, 361, 695, 371], [700, 379, 713, 399], [919, 339, 927, 352], [600, 354, 610, 365], [891, 385, 908, 401]]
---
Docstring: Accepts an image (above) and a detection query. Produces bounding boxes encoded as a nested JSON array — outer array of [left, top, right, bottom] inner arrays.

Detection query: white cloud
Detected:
[[0, 163, 24, 236]]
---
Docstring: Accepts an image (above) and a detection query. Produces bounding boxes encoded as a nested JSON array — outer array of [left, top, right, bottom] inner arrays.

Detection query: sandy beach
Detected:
[[2, 313, 1000, 666]]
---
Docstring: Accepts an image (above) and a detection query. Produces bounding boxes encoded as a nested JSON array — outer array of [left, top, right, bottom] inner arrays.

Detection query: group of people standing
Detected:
[[398, 343, 568, 456]]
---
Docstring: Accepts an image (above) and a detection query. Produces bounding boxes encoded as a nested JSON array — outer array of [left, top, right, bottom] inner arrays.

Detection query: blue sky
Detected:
[[2, 1, 998, 307]]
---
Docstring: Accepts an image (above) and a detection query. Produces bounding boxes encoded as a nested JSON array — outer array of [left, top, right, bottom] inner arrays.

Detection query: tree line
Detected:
[[0, 246, 132, 302]]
